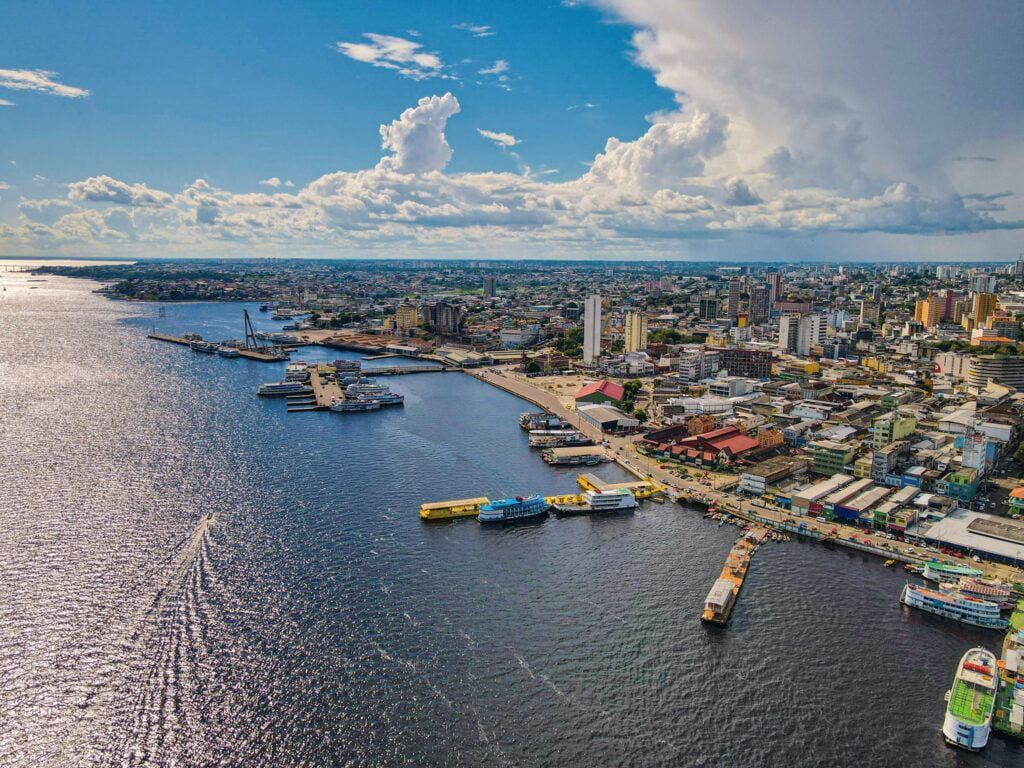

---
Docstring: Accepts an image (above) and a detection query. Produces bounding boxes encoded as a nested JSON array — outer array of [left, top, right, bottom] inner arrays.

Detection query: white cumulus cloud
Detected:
[[68, 175, 173, 207], [259, 177, 295, 188], [0, 69, 89, 98], [377, 92, 461, 174], [5, 85, 1021, 257]]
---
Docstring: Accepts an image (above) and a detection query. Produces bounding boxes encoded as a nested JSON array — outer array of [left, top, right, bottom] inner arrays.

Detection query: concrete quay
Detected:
[[148, 333, 284, 362]]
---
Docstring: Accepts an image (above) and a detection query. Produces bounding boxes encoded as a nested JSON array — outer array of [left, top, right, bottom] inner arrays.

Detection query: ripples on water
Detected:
[[0, 273, 1020, 766]]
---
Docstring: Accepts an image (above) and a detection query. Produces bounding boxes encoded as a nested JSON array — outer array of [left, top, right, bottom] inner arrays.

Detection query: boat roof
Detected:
[[420, 497, 489, 511], [928, 562, 984, 576], [705, 579, 734, 607]]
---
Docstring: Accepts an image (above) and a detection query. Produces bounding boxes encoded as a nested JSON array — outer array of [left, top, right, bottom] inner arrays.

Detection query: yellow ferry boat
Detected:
[[419, 497, 490, 520]]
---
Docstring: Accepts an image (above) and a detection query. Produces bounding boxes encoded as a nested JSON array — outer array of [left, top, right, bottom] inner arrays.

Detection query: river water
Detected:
[[0, 271, 1018, 767]]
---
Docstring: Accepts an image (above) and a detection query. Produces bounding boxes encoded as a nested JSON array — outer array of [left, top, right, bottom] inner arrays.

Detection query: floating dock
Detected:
[[701, 527, 769, 625], [542, 446, 608, 466], [147, 333, 284, 362], [577, 472, 665, 499]]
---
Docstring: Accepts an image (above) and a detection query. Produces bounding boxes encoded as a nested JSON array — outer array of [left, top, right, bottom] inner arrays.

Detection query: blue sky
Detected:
[[2, 0, 1023, 260], [1, 1, 667, 189]]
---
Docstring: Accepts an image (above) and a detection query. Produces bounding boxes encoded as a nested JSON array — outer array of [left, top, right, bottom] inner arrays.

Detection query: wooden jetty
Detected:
[[701, 527, 769, 625]]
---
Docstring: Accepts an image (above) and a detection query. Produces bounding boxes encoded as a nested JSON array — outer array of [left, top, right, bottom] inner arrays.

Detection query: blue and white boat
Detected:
[[477, 495, 549, 523]]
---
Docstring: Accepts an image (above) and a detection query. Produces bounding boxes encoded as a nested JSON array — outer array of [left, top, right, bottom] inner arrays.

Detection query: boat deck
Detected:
[[949, 679, 993, 726], [577, 473, 664, 499]]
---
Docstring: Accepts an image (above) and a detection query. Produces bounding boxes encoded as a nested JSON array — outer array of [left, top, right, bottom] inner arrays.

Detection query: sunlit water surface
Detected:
[[0, 273, 1019, 766]]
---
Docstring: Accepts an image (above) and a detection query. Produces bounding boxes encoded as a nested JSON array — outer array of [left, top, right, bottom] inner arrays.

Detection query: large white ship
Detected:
[[552, 489, 638, 516], [900, 583, 1008, 630], [942, 647, 998, 751]]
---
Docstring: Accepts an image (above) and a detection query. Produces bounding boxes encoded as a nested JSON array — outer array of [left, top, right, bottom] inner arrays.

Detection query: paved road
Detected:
[[472, 369, 1024, 585]]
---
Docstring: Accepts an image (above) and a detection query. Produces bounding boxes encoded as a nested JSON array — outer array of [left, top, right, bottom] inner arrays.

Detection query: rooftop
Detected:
[[913, 510, 1024, 563]]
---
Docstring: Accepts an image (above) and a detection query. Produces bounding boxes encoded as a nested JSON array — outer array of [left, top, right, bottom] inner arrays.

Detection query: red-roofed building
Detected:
[[574, 379, 625, 405], [647, 425, 760, 466]]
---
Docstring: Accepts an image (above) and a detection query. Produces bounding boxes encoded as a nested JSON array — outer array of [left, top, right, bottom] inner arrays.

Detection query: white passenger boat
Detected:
[[942, 647, 998, 751]]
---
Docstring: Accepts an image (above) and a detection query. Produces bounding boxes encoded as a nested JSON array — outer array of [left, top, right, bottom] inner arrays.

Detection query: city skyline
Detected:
[[2, 1, 1023, 261]]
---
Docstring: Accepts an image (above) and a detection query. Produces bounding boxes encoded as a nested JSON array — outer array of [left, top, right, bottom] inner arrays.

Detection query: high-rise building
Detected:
[[726, 279, 741, 317], [482, 276, 496, 298], [778, 314, 799, 353], [749, 285, 771, 324], [970, 274, 998, 293], [942, 289, 954, 321], [771, 272, 783, 304], [678, 346, 719, 381], [972, 292, 998, 327], [424, 301, 464, 336], [698, 295, 719, 321], [913, 296, 943, 328], [859, 300, 880, 326], [623, 309, 648, 353], [780, 313, 825, 356], [583, 294, 602, 364], [394, 303, 421, 331]]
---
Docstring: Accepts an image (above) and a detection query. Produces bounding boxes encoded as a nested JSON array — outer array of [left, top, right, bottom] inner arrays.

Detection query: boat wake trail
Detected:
[[49, 513, 217, 768]]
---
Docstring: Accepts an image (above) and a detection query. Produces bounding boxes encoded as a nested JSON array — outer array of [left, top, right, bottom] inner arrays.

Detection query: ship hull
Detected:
[[942, 712, 990, 752]]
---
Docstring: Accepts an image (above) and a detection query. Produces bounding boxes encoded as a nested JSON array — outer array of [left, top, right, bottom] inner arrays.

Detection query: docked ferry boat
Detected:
[[189, 340, 217, 354], [900, 583, 1008, 630], [477, 495, 549, 523], [942, 647, 998, 751], [552, 489, 638, 516], [256, 381, 313, 397], [958, 577, 1014, 607], [528, 431, 595, 448], [285, 362, 310, 381], [924, 562, 984, 583], [329, 399, 381, 412], [346, 380, 390, 397], [216, 346, 240, 358]]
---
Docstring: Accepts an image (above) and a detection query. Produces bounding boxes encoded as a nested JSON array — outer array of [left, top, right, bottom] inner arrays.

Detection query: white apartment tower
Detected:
[[779, 313, 825, 356], [583, 294, 602, 364]]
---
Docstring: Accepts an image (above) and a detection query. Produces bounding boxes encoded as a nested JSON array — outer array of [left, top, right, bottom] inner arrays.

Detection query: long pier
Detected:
[[148, 333, 284, 362], [369, 365, 448, 375], [294, 365, 343, 411], [701, 527, 769, 625]]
